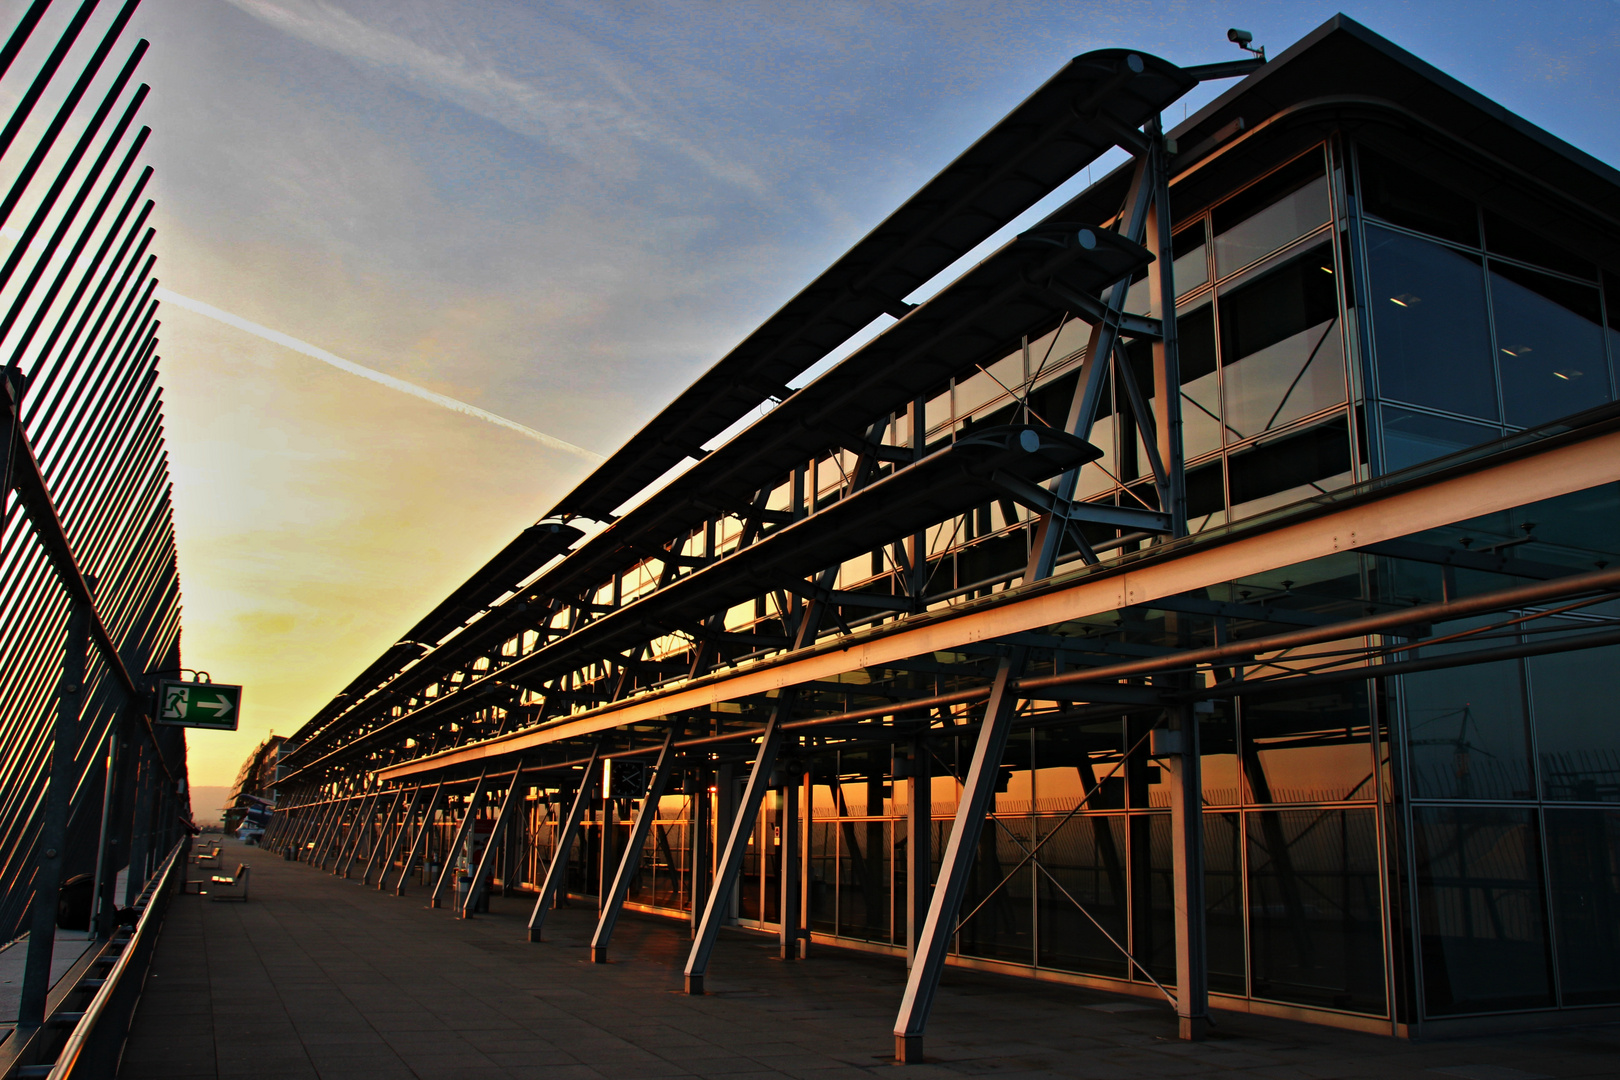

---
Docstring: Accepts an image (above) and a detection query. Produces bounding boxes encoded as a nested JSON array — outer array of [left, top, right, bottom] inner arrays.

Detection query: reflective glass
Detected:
[[837, 817, 891, 942], [1241, 685, 1375, 804], [1528, 633, 1620, 802], [1247, 808, 1385, 1013], [1544, 808, 1620, 1004], [1227, 417, 1353, 520], [1220, 244, 1345, 441], [1200, 700, 1240, 806], [1413, 805, 1554, 1015], [1204, 811, 1247, 994], [808, 816, 837, 933], [1173, 219, 1210, 297], [1379, 406, 1500, 473], [1357, 146, 1479, 247], [1178, 300, 1222, 459], [1035, 814, 1129, 978], [958, 814, 1033, 963], [1214, 152, 1331, 278], [1132, 814, 1177, 980], [1483, 210, 1596, 280], [1403, 622, 1533, 800], [1490, 261, 1608, 428], [1366, 225, 1497, 419]]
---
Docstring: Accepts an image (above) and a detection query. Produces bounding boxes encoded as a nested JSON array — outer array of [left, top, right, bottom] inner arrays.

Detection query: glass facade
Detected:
[[417, 123, 1620, 1037]]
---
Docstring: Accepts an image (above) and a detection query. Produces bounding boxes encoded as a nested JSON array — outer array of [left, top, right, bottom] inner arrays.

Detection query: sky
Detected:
[[18, 0, 1615, 814]]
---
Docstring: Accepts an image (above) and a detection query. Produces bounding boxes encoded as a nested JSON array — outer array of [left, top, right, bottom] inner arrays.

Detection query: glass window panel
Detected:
[[1214, 152, 1331, 278], [1358, 146, 1479, 247], [1035, 814, 1129, 978], [1173, 219, 1209, 297], [1227, 417, 1353, 520], [1366, 225, 1498, 420], [809, 816, 837, 934], [954, 368, 1007, 419], [1219, 244, 1345, 441], [1204, 812, 1247, 994], [1412, 805, 1554, 1015], [959, 815, 1033, 964], [1132, 814, 1177, 981], [1379, 406, 1500, 473], [1483, 209, 1596, 280], [1544, 807, 1620, 1005], [1529, 634, 1620, 803], [1490, 261, 1609, 428], [1185, 459, 1225, 530], [1241, 685, 1375, 804], [1201, 700, 1240, 806], [1247, 808, 1386, 1014], [1177, 300, 1222, 459], [1403, 623, 1533, 800], [837, 818, 891, 942]]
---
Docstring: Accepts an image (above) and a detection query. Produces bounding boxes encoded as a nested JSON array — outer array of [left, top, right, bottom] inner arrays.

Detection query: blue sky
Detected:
[[64, 0, 1617, 794]]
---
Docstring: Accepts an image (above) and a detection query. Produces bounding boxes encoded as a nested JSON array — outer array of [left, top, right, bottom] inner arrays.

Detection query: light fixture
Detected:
[[1390, 296, 1410, 307]]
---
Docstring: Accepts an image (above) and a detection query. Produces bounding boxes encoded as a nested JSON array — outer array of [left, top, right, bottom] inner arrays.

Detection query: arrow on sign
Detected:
[[196, 694, 234, 718]]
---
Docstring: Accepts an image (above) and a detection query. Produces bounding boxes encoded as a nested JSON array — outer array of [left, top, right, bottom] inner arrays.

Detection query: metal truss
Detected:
[[263, 24, 1620, 1064], [0, 0, 188, 1051]]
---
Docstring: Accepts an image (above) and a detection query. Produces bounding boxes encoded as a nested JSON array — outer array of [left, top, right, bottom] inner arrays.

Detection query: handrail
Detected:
[[46, 838, 184, 1079]]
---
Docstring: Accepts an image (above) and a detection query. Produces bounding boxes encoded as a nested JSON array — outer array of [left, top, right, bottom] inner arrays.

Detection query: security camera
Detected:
[[1227, 27, 1265, 60]]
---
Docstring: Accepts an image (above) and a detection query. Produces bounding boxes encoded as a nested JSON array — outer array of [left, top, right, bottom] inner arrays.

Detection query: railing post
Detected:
[[19, 590, 90, 1027]]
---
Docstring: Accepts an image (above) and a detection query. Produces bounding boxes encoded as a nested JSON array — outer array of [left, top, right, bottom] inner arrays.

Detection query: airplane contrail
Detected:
[[152, 288, 603, 462], [0, 227, 600, 462]]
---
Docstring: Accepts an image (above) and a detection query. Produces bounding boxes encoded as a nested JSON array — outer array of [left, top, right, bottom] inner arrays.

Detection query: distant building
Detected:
[[224, 735, 295, 838]]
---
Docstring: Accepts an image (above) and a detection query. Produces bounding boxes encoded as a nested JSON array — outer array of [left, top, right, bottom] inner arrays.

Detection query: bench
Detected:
[[209, 864, 250, 902]]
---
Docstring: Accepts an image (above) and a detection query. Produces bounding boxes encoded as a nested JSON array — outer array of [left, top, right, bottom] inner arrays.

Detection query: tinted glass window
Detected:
[[1490, 261, 1608, 428], [1247, 808, 1385, 1013], [1241, 686, 1374, 804], [1219, 244, 1345, 440], [1035, 814, 1129, 978], [1380, 406, 1500, 473], [1544, 808, 1620, 1005], [1403, 625, 1533, 801], [1483, 209, 1595, 280], [1413, 806, 1554, 1015], [1214, 152, 1330, 278], [1529, 634, 1620, 803], [1204, 811, 1246, 994], [1227, 417, 1352, 519], [1366, 225, 1498, 420], [1176, 300, 1222, 459], [1173, 219, 1209, 296], [1358, 146, 1479, 246]]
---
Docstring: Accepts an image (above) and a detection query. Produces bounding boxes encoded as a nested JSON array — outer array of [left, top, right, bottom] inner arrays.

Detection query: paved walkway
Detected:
[[123, 841, 1617, 1080]]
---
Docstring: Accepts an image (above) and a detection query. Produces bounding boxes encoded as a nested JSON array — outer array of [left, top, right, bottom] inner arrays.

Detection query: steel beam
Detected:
[[463, 767, 527, 918], [904, 734, 932, 966], [684, 694, 793, 994], [18, 593, 89, 1027], [893, 651, 1024, 1061], [527, 743, 602, 942], [393, 781, 446, 895], [358, 787, 405, 884], [335, 788, 383, 877], [365, 785, 416, 887], [430, 767, 490, 909], [591, 722, 684, 961]]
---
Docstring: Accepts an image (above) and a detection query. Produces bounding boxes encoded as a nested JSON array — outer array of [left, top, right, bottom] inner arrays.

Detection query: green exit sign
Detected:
[[156, 680, 242, 730]]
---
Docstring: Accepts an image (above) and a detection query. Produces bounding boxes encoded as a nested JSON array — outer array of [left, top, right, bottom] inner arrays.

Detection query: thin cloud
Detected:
[[221, 0, 767, 194], [153, 287, 602, 462]]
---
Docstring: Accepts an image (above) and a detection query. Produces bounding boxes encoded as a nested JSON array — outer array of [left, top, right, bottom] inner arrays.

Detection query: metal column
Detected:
[[364, 786, 415, 887], [393, 781, 446, 895], [528, 744, 602, 941], [904, 734, 933, 966], [430, 768, 491, 909], [592, 723, 683, 961], [463, 766, 526, 918], [684, 694, 794, 994], [778, 752, 802, 961], [18, 593, 90, 1027]]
